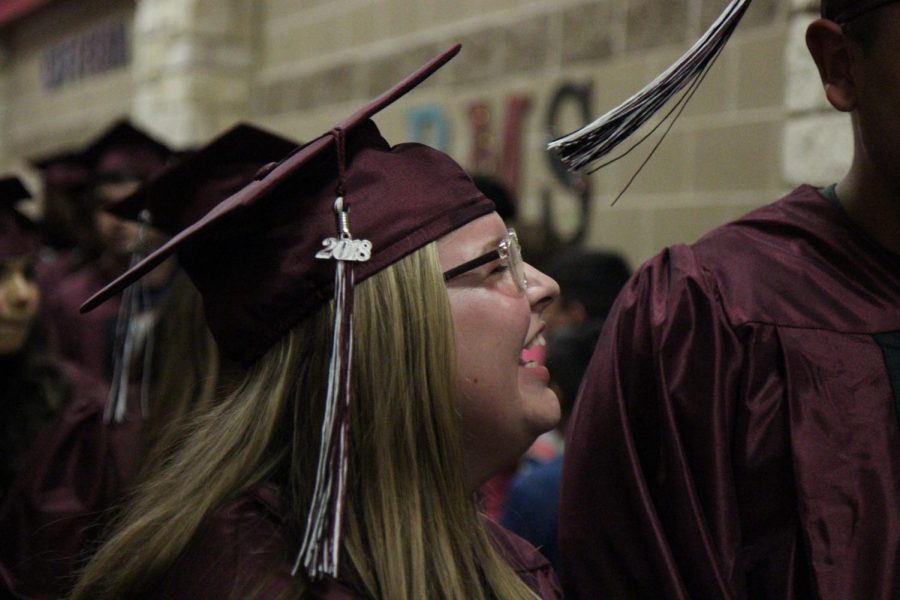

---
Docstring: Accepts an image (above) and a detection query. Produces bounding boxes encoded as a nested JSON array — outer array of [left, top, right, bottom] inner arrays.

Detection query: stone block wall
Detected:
[[251, 0, 792, 266], [0, 0, 842, 268], [1, 0, 135, 161]]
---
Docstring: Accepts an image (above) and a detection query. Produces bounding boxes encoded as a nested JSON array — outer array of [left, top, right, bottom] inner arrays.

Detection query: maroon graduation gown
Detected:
[[0, 362, 141, 599], [152, 484, 562, 599], [560, 185, 900, 599], [42, 263, 120, 382]]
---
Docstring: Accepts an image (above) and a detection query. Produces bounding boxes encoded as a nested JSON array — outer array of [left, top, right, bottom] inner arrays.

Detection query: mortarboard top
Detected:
[[0, 176, 38, 258], [105, 123, 299, 236], [82, 43, 493, 366], [82, 119, 172, 184], [30, 149, 91, 191], [822, 0, 898, 22]]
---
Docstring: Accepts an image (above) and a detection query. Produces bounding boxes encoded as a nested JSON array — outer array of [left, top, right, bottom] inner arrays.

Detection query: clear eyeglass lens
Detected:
[[506, 229, 526, 293]]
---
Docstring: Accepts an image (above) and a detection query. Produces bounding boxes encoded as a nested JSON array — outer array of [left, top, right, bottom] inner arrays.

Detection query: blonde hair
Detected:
[[138, 269, 224, 480], [72, 243, 538, 600]]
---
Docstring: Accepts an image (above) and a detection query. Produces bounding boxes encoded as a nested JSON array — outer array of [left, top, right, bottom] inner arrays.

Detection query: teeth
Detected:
[[524, 333, 546, 350], [523, 361, 538, 368]]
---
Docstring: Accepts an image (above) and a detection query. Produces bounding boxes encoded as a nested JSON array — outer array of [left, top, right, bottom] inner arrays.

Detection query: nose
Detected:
[[524, 262, 559, 313], [3, 271, 38, 313]]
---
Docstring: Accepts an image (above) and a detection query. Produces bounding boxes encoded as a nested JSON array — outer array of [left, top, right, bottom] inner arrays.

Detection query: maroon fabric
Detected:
[[149, 484, 561, 599], [560, 185, 900, 599], [43, 265, 120, 382], [80, 45, 496, 367], [484, 517, 564, 599], [821, 0, 898, 22], [0, 176, 38, 259], [105, 123, 298, 235], [0, 361, 141, 599]]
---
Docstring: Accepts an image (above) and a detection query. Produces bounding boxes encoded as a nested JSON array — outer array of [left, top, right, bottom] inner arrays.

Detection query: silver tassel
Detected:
[[104, 231, 146, 424], [548, 0, 752, 175], [294, 196, 361, 578]]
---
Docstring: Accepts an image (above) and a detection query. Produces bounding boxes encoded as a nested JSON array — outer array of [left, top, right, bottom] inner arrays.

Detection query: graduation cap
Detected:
[[0, 176, 38, 259], [82, 119, 172, 185], [105, 123, 299, 235], [822, 0, 898, 22], [100, 123, 300, 425], [82, 44, 491, 578]]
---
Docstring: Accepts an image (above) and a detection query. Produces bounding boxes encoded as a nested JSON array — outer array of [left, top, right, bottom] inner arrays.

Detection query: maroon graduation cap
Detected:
[[0, 176, 38, 259], [104, 122, 299, 235], [81, 43, 494, 579], [82, 119, 172, 184], [81, 44, 488, 363], [822, 0, 898, 22]]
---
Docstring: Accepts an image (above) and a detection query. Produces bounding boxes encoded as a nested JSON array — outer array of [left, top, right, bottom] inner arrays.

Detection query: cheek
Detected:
[[449, 292, 528, 384]]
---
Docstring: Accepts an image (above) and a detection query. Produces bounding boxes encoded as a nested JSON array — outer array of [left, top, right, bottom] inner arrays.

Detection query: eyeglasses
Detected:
[[442, 228, 527, 293]]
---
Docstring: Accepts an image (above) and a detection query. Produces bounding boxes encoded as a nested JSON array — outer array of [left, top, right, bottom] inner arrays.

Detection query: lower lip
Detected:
[[519, 363, 550, 383]]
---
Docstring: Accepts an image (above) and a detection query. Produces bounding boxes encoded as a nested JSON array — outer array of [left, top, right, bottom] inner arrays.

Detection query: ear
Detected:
[[806, 18, 858, 112]]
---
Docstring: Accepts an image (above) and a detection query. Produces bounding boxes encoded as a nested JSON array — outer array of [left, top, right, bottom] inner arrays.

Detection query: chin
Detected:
[[523, 388, 562, 436]]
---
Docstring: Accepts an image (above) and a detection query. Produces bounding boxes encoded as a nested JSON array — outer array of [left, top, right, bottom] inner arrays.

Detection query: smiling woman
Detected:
[[0, 255, 39, 356], [440, 215, 560, 492], [0, 177, 73, 504], [71, 46, 562, 600]]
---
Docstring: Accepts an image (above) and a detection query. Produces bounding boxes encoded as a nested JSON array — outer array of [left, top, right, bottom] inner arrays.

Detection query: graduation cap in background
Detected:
[[106, 122, 299, 236], [0, 176, 38, 259], [82, 43, 495, 579], [82, 119, 172, 185], [822, 0, 898, 22], [100, 123, 300, 425]]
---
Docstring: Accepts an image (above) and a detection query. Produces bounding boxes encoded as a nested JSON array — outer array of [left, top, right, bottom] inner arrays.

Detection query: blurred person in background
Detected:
[[42, 120, 172, 382], [29, 150, 94, 291], [0, 175, 111, 598], [0, 123, 297, 600]]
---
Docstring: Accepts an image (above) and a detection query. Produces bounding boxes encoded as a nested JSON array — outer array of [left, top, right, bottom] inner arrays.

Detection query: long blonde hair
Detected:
[[72, 243, 539, 599]]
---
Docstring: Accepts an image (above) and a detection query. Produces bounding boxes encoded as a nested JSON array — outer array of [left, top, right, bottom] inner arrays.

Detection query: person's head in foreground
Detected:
[[808, 0, 900, 252], [72, 46, 560, 600]]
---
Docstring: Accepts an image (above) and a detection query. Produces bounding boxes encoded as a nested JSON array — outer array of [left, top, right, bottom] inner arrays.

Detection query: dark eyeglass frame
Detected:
[[442, 228, 527, 293]]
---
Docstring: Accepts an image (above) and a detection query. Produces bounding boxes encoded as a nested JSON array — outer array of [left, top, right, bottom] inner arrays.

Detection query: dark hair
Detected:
[[545, 319, 604, 420], [841, 7, 883, 52], [0, 326, 68, 497], [545, 249, 631, 320], [470, 174, 517, 222]]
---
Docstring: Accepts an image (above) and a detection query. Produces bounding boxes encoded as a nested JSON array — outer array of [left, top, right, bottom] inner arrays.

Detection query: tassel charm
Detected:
[[548, 0, 752, 175], [294, 196, 369, 579]]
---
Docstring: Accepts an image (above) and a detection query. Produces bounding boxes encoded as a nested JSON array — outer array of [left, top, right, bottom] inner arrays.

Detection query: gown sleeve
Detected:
[[559, 244, 749, 600]]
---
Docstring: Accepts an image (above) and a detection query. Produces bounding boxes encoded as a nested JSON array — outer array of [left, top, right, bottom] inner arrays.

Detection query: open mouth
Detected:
[[519, 333, 546, 367]]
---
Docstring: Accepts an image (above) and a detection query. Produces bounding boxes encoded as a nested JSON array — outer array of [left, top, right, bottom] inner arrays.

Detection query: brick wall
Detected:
[[251, 0, 792, 266], [0, 0, 841, 269]]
